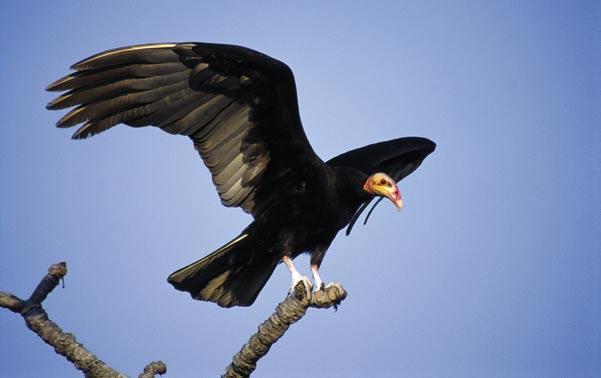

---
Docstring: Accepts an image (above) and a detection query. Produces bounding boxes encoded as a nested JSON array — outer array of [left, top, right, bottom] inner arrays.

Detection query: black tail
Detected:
[[167, 233, 278, 307]]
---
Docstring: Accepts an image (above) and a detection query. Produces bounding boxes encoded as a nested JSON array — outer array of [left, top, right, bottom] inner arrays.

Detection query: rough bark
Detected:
[[222, 281, 347, 378]]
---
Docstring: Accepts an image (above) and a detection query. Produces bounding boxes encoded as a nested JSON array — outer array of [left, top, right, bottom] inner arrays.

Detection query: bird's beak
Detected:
[[387, 188, 403, 210]]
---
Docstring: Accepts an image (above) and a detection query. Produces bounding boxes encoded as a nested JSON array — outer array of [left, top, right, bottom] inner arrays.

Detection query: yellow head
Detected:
[[363, 172, 403, 209]]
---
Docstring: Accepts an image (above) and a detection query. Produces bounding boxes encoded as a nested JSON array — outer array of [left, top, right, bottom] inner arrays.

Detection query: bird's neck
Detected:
[[333, 167, 373, 206]]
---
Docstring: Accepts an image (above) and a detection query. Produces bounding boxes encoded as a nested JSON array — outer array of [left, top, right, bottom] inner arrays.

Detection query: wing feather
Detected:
[[70, 43, 180, 70], [47, 70, 190, 109], [46, 62, 187, 93], [216, 158, 248, 190], [56, 80, 189, 128], [47, 42, 321, 215], [163, 95, 235, 135]]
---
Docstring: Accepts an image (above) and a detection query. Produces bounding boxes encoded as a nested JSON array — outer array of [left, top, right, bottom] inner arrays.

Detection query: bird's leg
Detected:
[[282, 256, 302, 284], [282, 256, 311, 293], [310, 245, 329, 291], [311, 264, 325, 291]]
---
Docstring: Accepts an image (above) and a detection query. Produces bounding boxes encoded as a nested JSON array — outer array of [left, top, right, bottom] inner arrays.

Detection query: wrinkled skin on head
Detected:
[[363, 172, 403, 209]]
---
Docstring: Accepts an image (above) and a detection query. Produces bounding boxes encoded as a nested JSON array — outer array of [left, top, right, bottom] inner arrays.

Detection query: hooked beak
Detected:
[[363, 173, 404, 211], [388, 189, 403, 210]]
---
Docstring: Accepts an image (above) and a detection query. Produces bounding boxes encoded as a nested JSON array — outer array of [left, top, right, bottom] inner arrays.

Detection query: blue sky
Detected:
[[1, 1, 599, 377]]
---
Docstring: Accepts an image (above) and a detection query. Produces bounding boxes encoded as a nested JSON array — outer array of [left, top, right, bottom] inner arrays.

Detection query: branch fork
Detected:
[[2, 264, 346, 378], [0, 262, 165, 378]]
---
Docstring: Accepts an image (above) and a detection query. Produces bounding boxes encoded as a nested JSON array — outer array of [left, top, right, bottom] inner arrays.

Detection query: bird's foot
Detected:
[[312, 274, 325, 292], [289, 275, 312, 299], [310, 264, 324, 292], [313, 282, 326, 292], [325, 282, 343, 290]]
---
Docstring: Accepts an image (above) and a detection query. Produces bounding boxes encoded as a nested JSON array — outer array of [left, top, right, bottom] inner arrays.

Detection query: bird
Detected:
[[46, 42, 436, 308]]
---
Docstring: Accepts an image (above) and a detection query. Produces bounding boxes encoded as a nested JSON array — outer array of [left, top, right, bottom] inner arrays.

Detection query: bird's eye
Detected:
[[379, 179, 387, 185]]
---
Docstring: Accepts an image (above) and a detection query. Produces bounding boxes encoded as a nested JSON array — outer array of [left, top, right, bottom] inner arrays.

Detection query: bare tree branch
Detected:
[[3, 263, 346, 377], [0, 262, 166, 378], [222, 281, 347, 378]]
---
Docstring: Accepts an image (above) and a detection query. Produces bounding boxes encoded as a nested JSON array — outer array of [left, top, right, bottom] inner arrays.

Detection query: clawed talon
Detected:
[[289, 275, 312, 293], [325, 282, 342, 289], [283, 256, 309, 294], [283, 256, 340, 299], [289, 271, 302, 290], [289, 276, 313, 300], [311, 278, 325, 293]]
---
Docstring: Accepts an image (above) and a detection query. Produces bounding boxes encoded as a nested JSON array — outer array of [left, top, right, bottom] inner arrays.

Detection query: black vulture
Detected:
[[46, 42, 436, 307]]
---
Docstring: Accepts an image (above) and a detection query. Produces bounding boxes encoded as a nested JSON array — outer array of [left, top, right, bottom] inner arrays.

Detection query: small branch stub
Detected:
[[139, 361, 167, 378]]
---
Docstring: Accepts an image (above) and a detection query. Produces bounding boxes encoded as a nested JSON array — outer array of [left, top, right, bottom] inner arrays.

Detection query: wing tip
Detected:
[[54, 107, 83, 128], [71, 128, 88, 140], [46, 75, 72, 92], [407, 136, 436, 154], [423, 138, 436, 155], [70, 43, 179, 71], [46, 93, 71, 110], [398, 136, 436, 159]]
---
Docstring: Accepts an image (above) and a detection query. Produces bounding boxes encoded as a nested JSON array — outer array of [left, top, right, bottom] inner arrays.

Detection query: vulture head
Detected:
[[363, 172, 403, 210]]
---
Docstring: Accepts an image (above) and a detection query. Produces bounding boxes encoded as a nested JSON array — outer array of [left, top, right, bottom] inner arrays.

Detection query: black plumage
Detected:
[[47, 42, 436, 307]]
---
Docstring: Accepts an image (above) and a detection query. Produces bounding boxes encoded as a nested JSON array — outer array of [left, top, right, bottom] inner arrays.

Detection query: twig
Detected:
[[0, 262, 166, 378], [222, 281, 347, 378], [138, 361, 167, 378]]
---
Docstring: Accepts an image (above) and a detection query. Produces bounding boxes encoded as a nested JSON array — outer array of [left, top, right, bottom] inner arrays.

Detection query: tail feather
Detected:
[[167, 233, 277, 307]]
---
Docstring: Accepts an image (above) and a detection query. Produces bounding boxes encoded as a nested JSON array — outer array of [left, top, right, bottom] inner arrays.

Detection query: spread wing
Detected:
[[326, 137, 436, 234], [46, 42, 321, 216]]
